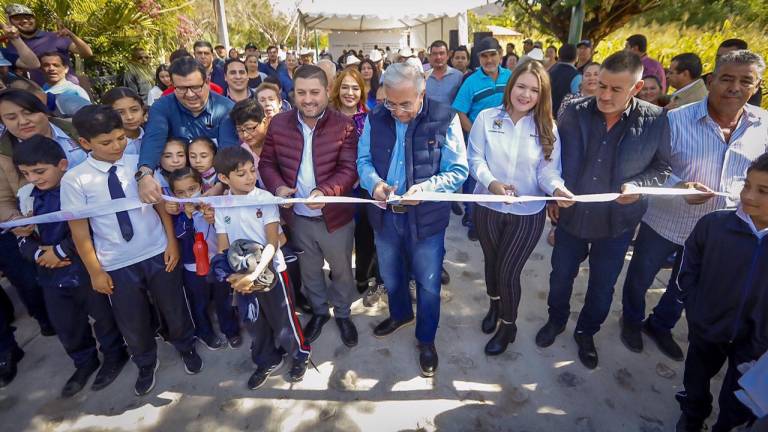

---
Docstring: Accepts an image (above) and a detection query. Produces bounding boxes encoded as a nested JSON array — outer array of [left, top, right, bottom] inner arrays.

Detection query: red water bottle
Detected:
[[193, 232, 210, 276]]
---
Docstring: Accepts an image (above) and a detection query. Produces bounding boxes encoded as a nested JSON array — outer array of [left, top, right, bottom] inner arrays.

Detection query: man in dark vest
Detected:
[[548, 43, 580, 117], [357, 63, 468, 377]]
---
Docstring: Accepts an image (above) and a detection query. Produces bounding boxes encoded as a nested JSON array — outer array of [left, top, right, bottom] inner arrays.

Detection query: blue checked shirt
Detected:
[[643, 98, 768, 245]]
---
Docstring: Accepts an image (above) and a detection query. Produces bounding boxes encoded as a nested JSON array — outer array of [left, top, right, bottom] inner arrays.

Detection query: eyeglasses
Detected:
[[174, 85, 206, 95], [236, 125, 261, 136], [383, 99, 418, 113]]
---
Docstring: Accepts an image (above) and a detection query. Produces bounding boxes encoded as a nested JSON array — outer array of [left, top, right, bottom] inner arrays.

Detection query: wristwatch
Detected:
[[134, 166, 152, 182]]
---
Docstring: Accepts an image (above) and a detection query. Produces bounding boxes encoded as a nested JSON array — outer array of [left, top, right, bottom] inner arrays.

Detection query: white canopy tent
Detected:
[[298, 0, 487, 58]]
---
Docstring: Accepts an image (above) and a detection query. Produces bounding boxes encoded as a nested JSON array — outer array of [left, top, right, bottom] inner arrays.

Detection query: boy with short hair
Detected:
[[12, 135, 129, 398], [676, 153, 768, 432], [212, 146, 310, 389], [61, 105, 200, 396]]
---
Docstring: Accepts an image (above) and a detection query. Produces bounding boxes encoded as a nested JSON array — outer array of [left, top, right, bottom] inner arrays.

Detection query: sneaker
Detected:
[[227, 334, 243, 349], [181, 348, 203, 374], [287, 356, 309, 382], [363, 283, 386, 307], [247, 357, 284, 390], [198, 334, 224, 351], [134, 360, 159, 396]]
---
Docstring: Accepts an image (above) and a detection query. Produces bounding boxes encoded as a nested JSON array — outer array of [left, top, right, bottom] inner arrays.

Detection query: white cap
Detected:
[[368, 49, 383, 62], [526, 48, 544, 61], [298, 48, 314, 57], [404, 57, 424, 74], [398, 47, 414, 58], [345, 54, 361, 65]]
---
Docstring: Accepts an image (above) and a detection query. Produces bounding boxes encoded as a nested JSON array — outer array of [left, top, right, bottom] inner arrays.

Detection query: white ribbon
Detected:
[[0, 187, 729, 230]]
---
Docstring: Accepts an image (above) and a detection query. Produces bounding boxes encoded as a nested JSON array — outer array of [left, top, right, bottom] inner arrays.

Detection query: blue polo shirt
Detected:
[[452, 66, 511, 123], [139, 92, 239, 169]]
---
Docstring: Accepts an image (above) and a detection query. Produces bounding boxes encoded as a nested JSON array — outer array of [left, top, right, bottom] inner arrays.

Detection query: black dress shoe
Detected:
[[373, 317, 414, 338], [574, 332, 598, 369], [485, 322, 517, 356], [303, 314, 330, 343], [61, 359, 100, 398], [620, 318, 643, 353], [535, 320, 565, 347], [481, 299, 500, 334], [643, 320, 684, 361], [288, 356, 309, 382], [418, 343, 438, 377], [440, 267, 450, 285], [0, 346, 24, 388], [92, 354, 129, 391], [467, 228, 479, 242], [336, 318, 358, 347]]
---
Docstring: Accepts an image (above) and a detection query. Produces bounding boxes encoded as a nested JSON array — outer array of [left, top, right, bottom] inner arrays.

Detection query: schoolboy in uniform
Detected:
[[13, 135, 128, 397], [212, 146, 310, 389], [61, 105, 201, 396], [676, 153, 768, 432]]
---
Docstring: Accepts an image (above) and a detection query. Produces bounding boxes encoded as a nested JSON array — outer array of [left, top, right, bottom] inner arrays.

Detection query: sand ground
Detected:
[[0, 215, 725, 431]]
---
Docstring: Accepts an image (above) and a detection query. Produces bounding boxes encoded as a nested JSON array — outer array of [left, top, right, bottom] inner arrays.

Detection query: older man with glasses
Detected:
[[357, 63, 468, 378], [135, 57, 239, 202]]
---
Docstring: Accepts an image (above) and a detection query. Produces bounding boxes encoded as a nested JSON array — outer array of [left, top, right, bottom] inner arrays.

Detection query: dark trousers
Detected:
[[354, 207, 381, 286], [107, 253, 195, 368], [0, 296, 19, 358], [621, 222, 685, 331], [238, 271, 310, 368], [182, 270, 239, 339], [0, 288, 14, 325], [43, 279, 126, 368], [374, 212, 446, 344], [677, 333, 757, 431], [474, 206, 546, 323], [547, 227, 634, 335], [0, 232, 51, 327]]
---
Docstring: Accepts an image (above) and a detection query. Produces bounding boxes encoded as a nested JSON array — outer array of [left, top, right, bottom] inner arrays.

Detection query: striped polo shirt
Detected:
[[452, 66, 511, 123], [643, 98, 768, 245]]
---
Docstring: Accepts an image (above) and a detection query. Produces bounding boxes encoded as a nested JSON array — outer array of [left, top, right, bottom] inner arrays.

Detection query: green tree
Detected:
[[503, 0, 663, 46]]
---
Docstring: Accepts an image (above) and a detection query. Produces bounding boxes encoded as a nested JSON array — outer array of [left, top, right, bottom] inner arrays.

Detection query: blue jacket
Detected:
[[16, 187, 86, 289], [679, 209, 768, 357], [557, 97, 671, 238], [139, 92, 239, 169], [259, 61, 294, 99], [365, 99, 456, 240]]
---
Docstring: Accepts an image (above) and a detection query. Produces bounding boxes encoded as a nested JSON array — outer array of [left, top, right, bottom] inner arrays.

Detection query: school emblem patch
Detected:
[[224, 216, 231, 224], [256, 209, 263, 218]]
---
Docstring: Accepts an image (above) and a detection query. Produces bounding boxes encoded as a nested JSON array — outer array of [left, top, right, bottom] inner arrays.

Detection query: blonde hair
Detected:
[[330, 68, 368, 113], [502, 59, 555, 160]]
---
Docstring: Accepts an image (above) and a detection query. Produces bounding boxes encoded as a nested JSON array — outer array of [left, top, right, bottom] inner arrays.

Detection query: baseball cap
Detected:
[[525, 48, 544, 61], [244, 42, 258, 50], [577, 40, 592, 48], [345, 54, 361, 65], [4, 3, 33, 17], [523, 38, 533, 44], [476, 37, 502, 54]]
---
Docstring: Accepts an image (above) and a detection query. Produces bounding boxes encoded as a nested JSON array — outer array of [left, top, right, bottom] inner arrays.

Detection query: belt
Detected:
[[388, 204, 408, 214], [295, 214, 324, 222]]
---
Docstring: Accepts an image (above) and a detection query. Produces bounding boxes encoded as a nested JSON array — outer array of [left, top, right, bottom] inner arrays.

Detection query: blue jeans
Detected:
[[374, 212, 446, 344], [547, 227, 634, 335], [621, 222, 684, 331]]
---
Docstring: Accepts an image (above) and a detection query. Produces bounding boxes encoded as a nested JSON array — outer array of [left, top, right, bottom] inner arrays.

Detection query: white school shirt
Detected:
[[48, 122, 87, 167], [60, 153, 167, 271], [468, 106, 565, 215], [214, 187, 287, 272], [123, 127, 145, 156], [293, 111, 323, 217]]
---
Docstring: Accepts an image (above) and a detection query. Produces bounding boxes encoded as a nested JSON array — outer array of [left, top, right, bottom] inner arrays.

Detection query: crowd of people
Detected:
[[0, 2, 766, 431]]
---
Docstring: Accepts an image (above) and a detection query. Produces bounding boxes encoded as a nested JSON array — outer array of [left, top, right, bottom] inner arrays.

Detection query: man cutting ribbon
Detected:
[[356, 62, 468, 378]]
